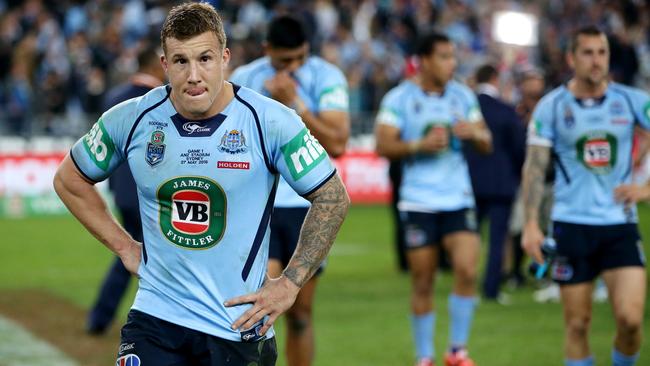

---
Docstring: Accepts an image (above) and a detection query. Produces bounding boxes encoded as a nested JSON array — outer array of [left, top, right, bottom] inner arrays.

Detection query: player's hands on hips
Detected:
[[264, 72, 297, 106], [224, 275, 300, 335], [521, 221, 545, 264], [419, 126, 449, 153], [118, 240, 142, 276], [451, 120, 478, 141], [614, 183, 650, 204]]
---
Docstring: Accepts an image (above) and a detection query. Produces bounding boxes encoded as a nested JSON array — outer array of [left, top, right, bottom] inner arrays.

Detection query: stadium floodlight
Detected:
[[492, 11, 538, 46]]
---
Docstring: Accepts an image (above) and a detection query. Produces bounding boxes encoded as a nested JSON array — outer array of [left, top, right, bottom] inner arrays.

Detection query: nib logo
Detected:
[[281, 129, 326, 180]]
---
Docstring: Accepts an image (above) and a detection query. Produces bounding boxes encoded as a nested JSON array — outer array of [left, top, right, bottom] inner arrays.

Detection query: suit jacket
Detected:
[[465, 93, 526, 200]]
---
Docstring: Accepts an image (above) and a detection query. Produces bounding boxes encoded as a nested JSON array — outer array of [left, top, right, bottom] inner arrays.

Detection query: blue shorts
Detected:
[[269, 207, 325, 275], [550, 221, 646, 285], [117, 310, 277, 366], [400, 208, 478, 249]]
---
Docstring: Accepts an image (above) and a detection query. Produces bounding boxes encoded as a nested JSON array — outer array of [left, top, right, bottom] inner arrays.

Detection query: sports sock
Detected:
[[565, 356, 594, 366], [612, 348, 639, 366], [411, 312, 435, 360], [448, 293, 476, 348]]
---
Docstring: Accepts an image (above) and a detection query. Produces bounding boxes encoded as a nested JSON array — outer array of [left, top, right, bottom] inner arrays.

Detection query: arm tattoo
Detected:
[[522, 145, 551, 225], [283, 174, 350, 288]]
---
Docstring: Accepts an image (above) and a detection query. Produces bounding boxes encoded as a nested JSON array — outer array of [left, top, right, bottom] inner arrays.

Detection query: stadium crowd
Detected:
[[1, 0, 650, 137]]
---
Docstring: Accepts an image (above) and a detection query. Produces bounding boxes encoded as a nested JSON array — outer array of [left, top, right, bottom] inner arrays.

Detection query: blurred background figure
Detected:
[[86, 43, 165, 335], [465, 63, 525, 303]]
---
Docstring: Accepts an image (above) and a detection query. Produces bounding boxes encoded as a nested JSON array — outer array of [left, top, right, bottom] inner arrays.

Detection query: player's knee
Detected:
[[566, 315, 591, 338], [615, 313, 642, 337], [286, 311, 310, 335], [454, 265, 477, 286]]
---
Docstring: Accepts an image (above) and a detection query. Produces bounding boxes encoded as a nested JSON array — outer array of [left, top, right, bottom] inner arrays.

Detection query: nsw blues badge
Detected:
[[218, 130, 248, 154], [146, 130, 166, 166]]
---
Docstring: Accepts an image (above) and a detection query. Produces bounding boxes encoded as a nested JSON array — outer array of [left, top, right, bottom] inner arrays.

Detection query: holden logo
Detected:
[[182, 122, 211, 135], [157, 176, 226, 249]]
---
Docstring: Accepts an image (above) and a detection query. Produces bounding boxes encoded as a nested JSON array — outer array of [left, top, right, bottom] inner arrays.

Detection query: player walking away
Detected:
[[230, 14, 349, 366], [53, 3, 349, 365], [522, 25, 647, 366], [86, 43, 165, 335], [375, 31, 492, 366]]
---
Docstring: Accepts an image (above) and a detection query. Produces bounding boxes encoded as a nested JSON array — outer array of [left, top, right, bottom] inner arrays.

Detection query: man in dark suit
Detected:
[[465, 64, 526, 301], [86, 44, 165, 334]]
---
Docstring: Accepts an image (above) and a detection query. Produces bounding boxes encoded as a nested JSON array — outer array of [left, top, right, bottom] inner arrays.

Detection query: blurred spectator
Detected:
[[465, 63, 525, 302]]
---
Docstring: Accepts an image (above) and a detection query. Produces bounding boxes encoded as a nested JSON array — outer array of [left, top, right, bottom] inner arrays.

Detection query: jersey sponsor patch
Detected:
[[376, 108, 399, 126], [217, 161, 250, 170], [281, 128, 326, 180], [146, 130, 166, 166], [644, 101, 650, 123], [157, 176, 226, 249], [116, 354, 140, 366], [319, 85, 349, 110], [218, 129, 248, 154], [576, 131, 618, 174], [83, 118, 116, 171]]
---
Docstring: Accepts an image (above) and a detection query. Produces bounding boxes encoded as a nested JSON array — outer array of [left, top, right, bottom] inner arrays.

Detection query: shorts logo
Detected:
[[218, 130, 248, 154], [146, 130, 166, 166], [551, 262, 574, 281], [405, 226, 426, 248], [465, 209, 477, 231], [638, 240, 646, 265], [281, 128, 326, 180], [116, 354, 140, 366], [576, 131, 617, 174], [118, 342, 135, 355], [83, 118, 115, 171], [157, 176, 226, 249]]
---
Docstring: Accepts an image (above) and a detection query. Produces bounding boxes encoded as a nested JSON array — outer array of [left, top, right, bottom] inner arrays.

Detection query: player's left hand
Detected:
[[264, 72, 297, 106], [452, 120, 478, 140], [614, 183, 650, 204], [224, 275, 300, 335]]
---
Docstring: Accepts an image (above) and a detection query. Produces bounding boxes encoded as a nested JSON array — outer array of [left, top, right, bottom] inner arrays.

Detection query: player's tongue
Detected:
[[187, 88, 205, 96]]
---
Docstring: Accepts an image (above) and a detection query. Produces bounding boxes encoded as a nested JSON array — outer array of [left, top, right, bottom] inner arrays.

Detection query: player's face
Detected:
[[568, 34, 609, 86], [520, 77, 544, 106], [420, 41, 457, 86], [162, 31, 230, 119], [266, 43, 309, 73]]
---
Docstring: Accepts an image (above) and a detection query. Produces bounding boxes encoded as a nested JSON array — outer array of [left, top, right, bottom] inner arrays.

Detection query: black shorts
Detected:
[[117, 310, 277, 366], [550, 221, 646, 285], [400, 208, 478, 249], [269, 207, 325, 275]]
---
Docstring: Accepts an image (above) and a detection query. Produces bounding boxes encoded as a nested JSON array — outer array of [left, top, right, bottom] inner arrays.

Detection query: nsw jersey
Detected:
[[230, 56, 348, 208], [528, 82, 650, 224], [376, 80, 483, 212], [70, 85, 336, 341]]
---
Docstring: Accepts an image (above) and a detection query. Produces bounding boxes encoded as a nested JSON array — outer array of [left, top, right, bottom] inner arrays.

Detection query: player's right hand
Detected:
[[419, 126, 449, 153], [118, 240, 142, 276], [521, 221, 544, 264]]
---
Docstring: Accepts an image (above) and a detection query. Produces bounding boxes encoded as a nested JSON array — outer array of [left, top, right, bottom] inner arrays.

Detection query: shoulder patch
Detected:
[[83, 118, 116, 171], [281, 129, 326, 180]]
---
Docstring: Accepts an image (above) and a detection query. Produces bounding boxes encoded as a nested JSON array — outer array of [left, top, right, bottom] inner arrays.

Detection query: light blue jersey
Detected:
[[528, 82, 650, 225], [376, 80, 483, 212], [70, 85, 336, 341], [230, 56, 348, 208]]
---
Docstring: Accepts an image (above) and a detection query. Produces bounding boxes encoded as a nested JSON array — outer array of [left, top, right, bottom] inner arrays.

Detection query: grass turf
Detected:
[[0, 204, 649, 365]]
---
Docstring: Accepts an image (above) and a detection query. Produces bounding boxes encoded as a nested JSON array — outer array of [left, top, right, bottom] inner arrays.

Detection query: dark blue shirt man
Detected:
[[465, 64, 525, 301], [86, 44, 165, 334]]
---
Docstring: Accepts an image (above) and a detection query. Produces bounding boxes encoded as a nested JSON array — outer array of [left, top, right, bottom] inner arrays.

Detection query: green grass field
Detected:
[[1, 204, 649, 365]]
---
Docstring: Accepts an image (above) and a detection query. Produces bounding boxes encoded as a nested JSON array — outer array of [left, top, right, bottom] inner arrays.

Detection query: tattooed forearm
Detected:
[[283, 174, 350, 288], [522, 145, 551, 225]]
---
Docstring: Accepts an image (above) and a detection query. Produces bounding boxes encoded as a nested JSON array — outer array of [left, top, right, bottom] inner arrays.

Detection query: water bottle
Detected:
[[528, 237, 557, 279]]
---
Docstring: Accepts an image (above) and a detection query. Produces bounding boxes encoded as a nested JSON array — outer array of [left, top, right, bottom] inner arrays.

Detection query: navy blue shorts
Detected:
[[550, 221, 646, 285], [117, 310, 277, 366], [269, 207, 325, 275], [400, 208, 478, 249]]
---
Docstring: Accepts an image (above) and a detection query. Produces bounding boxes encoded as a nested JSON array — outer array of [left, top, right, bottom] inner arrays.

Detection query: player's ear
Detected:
[[160, 54, 168, 72], [565, 51, 574, 69], [222, 48, 231, 69]]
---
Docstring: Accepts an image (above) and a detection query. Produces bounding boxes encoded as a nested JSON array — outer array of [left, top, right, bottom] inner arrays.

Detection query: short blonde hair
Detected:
[[161, 2, 227, 53]]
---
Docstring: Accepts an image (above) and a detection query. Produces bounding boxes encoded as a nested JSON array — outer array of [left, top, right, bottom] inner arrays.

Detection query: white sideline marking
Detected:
[[0, 315, 78, 366]]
